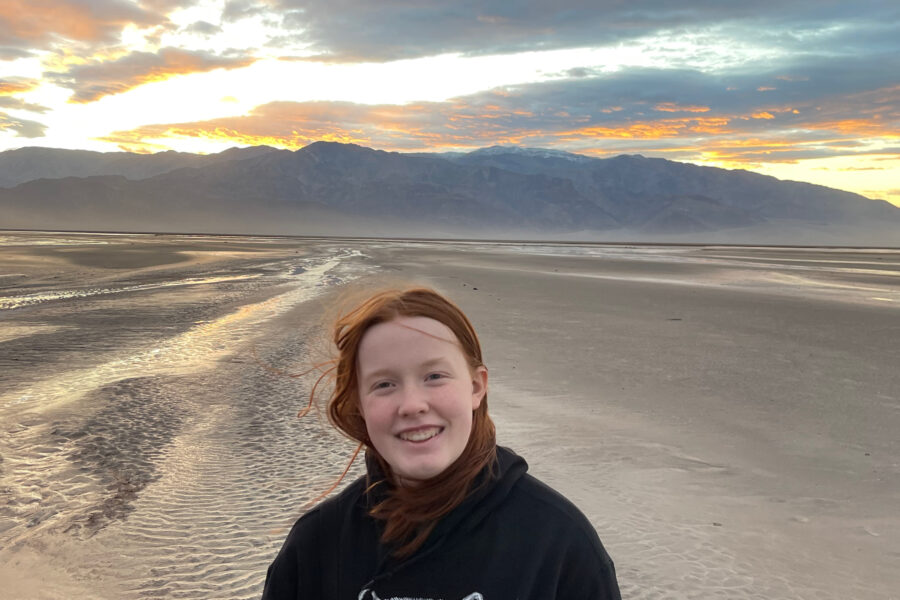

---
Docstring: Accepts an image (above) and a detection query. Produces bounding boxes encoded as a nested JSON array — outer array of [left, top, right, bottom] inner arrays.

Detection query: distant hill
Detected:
[[0, 145, 279, 188], [1, 142, 898, 245]]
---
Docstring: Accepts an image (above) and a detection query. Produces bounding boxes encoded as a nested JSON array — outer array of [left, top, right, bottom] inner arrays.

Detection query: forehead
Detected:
[[357, 316, 463, 361]]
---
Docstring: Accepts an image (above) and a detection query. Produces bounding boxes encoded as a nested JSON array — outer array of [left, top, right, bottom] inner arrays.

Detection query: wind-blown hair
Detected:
[[327, 287, 497, 556]]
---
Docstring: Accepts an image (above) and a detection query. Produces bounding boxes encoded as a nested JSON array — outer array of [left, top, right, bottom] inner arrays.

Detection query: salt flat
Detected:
[[1, 232, 898, 599]]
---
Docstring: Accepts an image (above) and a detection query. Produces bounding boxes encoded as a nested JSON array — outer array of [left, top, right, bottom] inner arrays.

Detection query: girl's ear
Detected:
[[471, 366, 488, 410]]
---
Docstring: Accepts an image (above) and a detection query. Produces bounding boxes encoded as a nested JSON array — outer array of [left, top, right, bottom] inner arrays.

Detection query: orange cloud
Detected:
[[97, 100, 554, 153], [85, 99, 801, 160], [558, 117, 733, 139], [0, 78, 40, 95], [0, 0, 159, 49], [94, 81, 900, 169], [103, 100, 890, 162], [0, 78, 49, 113], [685, 135, 900, 168], [0, 112, 46, 137], [780, 85, 900, 138], [97, 103, 376, 152], [49, 47, 257, 103], [811, 119, 900, 137]]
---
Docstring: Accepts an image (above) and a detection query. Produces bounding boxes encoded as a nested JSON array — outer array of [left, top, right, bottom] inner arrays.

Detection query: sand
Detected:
[[1, 232, 898, 599]]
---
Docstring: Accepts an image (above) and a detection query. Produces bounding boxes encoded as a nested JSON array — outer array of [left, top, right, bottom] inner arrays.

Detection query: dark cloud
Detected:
[[46, 47, 257, 103], [268, 0, 899, 63], [499, 50, 900, 139], [138, 0, 200, 10], [0, 46, 32, 60], [0, 111, 47, 137], [0, 97, 50, 113], [223, 0, 269, 23], [749, 13, 900, 56], [184, 21, 223, 36], [564, 67, 597, 79]]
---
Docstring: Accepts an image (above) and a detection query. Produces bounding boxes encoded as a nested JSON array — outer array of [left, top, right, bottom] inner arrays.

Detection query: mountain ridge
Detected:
[[1, 142, 897, 244]]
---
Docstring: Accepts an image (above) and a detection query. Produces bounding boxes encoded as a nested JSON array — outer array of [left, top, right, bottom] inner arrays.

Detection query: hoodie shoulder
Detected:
[[262, 476, 369, 599], [261, 505, 322, 599], [515, 474, 595, 527], [510, 473, 620, 599]]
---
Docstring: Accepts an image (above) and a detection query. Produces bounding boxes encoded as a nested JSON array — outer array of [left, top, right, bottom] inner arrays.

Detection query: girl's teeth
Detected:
[[400, 427, 441, 442]]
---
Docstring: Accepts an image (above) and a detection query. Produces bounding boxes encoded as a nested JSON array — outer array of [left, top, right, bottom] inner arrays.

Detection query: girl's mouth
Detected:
[[398, 426, 443, 442]]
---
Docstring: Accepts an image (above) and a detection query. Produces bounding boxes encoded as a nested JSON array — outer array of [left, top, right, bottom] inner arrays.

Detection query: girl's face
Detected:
[[356, 316, 487, 485]]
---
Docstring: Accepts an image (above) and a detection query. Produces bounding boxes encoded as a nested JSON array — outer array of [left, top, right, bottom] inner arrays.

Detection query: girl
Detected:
[[262, 287, 619, 599]]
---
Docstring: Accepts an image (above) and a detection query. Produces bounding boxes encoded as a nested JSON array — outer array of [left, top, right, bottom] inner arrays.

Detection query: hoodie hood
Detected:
[[430, 446, 528, 540], [363, 446, 528, 579]]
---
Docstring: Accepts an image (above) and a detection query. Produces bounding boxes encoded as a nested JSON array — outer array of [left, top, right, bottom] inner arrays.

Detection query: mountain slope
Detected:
[[0, 142, 897, 243], [449, 147, 898, 228], [0, 146, 280, 188]]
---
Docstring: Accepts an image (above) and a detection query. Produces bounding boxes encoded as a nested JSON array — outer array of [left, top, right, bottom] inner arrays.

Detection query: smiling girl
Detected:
[[261, 287, 620, 599]]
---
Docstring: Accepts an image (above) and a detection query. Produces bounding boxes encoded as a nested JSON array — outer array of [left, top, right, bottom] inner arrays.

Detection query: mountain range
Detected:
[[1, 142, 898, 245]]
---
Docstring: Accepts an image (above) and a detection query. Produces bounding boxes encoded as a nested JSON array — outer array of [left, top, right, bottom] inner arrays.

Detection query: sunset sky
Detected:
[[1, 1, 898, 205]]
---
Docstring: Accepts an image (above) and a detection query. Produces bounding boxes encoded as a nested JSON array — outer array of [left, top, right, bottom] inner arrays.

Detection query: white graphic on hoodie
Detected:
[[358, 590, 483, 600]]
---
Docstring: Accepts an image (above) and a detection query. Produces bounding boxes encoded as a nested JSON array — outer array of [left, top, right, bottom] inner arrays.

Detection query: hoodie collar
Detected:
[[429, 446, 527, 541], [363, 446, 528, 557]]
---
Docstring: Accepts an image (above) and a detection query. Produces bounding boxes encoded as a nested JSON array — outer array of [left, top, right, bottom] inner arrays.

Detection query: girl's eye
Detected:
[[372, 381, 393, 390], [425, 373, 444, 382]]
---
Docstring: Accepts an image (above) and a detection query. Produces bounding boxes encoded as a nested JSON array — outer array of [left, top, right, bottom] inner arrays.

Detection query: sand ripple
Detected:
[[0, 241, 369, 599]]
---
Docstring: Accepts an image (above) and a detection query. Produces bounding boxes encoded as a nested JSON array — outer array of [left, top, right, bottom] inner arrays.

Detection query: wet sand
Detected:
[[1, 232, 898, 599]]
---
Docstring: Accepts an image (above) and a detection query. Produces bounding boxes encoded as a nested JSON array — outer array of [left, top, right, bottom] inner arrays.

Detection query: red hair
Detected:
[[327, 287, 497, 556]]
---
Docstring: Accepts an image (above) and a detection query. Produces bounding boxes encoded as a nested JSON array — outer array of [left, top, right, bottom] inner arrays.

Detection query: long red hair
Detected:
[[327, 287, 497, 556]]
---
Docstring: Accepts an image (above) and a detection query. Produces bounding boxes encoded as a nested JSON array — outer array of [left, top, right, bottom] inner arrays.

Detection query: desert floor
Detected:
[[1, 232, 898, 599]]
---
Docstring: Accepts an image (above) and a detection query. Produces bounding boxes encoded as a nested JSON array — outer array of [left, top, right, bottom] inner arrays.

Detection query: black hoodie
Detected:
[[261, 446, 620, 599]]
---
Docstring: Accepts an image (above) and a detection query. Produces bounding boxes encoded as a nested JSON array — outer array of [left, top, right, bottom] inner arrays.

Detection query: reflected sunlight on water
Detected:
[[0, 274, 262, 310], [0, 255, 346, 417]]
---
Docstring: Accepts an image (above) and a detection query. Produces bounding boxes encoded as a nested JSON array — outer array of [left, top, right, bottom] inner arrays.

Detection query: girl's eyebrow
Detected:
[[360, 357, 450, 381], [421, 357, 451, 369], [359, 367, 394, 381]]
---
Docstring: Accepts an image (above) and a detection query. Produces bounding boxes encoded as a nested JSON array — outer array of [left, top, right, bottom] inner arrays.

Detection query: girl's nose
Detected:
[[397, 387, 429, 416]]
